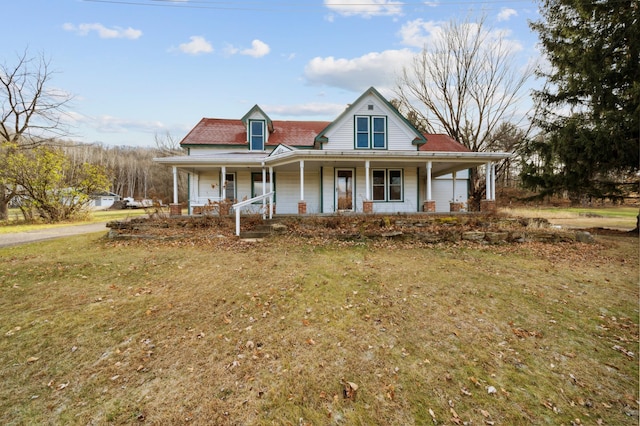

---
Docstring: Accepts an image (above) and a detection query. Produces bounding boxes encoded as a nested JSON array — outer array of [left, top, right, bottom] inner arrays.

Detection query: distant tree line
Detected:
[[57, 135, 187, 204]]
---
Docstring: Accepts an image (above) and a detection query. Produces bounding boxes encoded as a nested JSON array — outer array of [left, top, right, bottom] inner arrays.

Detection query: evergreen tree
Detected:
[[522, 0, 639, 203]]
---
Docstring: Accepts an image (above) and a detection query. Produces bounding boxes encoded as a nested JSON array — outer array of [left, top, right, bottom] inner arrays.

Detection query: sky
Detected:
[[1, 0, 542, 148]]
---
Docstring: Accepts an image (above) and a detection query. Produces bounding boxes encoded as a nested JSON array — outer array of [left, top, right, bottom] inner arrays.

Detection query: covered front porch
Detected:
[[157, 149, 507, 216]]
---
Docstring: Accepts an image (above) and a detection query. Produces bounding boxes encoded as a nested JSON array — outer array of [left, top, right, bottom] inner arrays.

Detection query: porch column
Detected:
[[423, 161, 435, 212], [365, 160, 370, 200], [298, 161, 307, 215], [191, 172, 200, 214], [452, 170, 457, 202], [169, 166, 181, 216], [481, 162, 497, 212], [269, 166, 274, 218], [221, 166, 226, 199], [491, 162, 497, 200], [485, 162, 492, 201], [172, 166, 178, 204], [426, 161, 432, 201], [299, 160, 305, 201], [262, 164, 266, 219]]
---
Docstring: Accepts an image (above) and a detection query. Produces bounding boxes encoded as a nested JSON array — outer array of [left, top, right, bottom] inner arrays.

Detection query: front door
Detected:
[[336, 169, 354, 211]]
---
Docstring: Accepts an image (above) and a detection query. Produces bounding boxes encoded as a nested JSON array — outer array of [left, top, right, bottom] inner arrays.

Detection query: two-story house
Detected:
[[156, 87, 508, 216]]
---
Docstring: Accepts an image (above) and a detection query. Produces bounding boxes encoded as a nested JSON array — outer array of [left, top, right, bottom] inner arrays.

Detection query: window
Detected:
[[356, 117, 369, 148], [224, 173, 235, 201], [372, 170, 386, 200], [355, 116, 386, 149], [372, 117, 386, 148], [251, 172, 275, 200], [250, 120, 265, 151], [371, 169, 403, 202]]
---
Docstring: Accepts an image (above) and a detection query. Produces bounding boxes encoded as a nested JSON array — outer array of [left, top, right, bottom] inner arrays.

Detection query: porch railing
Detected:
[[232, 191, 274, 236]]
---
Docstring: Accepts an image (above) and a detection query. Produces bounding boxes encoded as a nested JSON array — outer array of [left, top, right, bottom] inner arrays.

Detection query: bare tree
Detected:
[[154, 131, 183, 156], [0, 49, 73, 219], [395, 16, 534, 207]]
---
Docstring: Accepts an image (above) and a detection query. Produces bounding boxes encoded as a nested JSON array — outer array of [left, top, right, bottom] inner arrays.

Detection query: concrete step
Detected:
[[239, 220, 288, 240]]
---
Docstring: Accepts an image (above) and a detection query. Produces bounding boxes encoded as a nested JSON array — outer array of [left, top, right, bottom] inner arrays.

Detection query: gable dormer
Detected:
[[314, 87, 427, 151], [241, 105, 273, 151]]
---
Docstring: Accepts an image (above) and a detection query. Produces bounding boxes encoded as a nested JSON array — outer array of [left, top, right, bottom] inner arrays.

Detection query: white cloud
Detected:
[[62, 23, 142, 39], [265, 102, 346, 117], [69, 112, 165, 134], [497, 8, 518, 22], [225, 40, 270, 58], [398, 19, 523, 54], [241, 39, 270, 58], [304, 49, 414, 92], [324, 0, 403, 18], [178, 36, 214, 55], [397, 18, 445, 47]]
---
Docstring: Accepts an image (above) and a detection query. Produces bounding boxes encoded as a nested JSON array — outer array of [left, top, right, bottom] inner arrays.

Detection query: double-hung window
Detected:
[[250, 120, 265, 151], [371, 169, 403, 202], [355, 116, 386, 149]]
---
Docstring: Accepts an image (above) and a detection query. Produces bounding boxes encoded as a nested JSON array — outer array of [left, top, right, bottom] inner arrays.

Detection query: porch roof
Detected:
[[155, 149, 510, 178]]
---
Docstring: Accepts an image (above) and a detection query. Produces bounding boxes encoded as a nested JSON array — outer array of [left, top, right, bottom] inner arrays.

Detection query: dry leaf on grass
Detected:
[[341, 379, 358, 401]]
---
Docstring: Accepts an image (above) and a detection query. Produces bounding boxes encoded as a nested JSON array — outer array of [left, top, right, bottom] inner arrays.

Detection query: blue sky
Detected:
[[1, 0, 541, 147]]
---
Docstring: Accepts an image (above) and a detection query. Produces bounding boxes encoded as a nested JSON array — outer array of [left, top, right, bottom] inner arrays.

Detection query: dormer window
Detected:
[[250, 120, 265, 151], [355, 116, 387, 149]]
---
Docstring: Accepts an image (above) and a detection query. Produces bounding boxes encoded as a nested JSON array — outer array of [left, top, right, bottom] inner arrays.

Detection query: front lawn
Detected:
[[0, 230, 637, 424]]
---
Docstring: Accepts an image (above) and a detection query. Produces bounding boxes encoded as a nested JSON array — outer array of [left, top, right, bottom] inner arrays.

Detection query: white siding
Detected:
[[198, 172, 221, 200], [272, 170, 322, 214]]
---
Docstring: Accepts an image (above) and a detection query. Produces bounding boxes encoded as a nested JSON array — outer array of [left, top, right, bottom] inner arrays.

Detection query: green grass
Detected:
[[0, 209, 149, 234], [0, 231, 637, 425], [500, 206, 638, 230]]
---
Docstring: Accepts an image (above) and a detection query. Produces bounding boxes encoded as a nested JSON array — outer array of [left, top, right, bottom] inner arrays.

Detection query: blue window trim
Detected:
[[249, 120, 265, 151], [371, 168, 403, 202], [354, 115, 387, 150]]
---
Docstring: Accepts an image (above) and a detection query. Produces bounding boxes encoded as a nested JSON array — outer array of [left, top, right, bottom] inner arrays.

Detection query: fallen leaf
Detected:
[[341, 379, 358, 401], [26, 356, 39, 363]]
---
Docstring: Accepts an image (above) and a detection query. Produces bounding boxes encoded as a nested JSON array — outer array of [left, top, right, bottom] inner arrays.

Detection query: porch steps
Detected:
[[238, 219, 287, 240]]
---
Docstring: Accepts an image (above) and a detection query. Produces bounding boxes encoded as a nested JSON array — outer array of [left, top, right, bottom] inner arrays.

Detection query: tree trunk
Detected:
[[0, 184, 9, 220], [631, 212, 639, 234]]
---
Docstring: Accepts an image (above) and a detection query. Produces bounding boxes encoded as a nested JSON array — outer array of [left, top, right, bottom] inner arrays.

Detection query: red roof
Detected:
[[180, 118, 470, 153], [419, 134, 471, 152], [180, 118, 330, 147]]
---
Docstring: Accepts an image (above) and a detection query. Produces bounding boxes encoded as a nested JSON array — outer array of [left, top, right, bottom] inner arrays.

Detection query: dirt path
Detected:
[[0, 223, 109, 248]]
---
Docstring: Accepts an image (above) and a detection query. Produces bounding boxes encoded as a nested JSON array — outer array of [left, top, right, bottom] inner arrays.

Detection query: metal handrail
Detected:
[[232, 191, 274, 236]]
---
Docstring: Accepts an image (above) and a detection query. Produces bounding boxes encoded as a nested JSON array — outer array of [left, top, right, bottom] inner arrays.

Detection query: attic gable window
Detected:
[[250, 120, 265, 151], [355, 116, 387, 149]]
